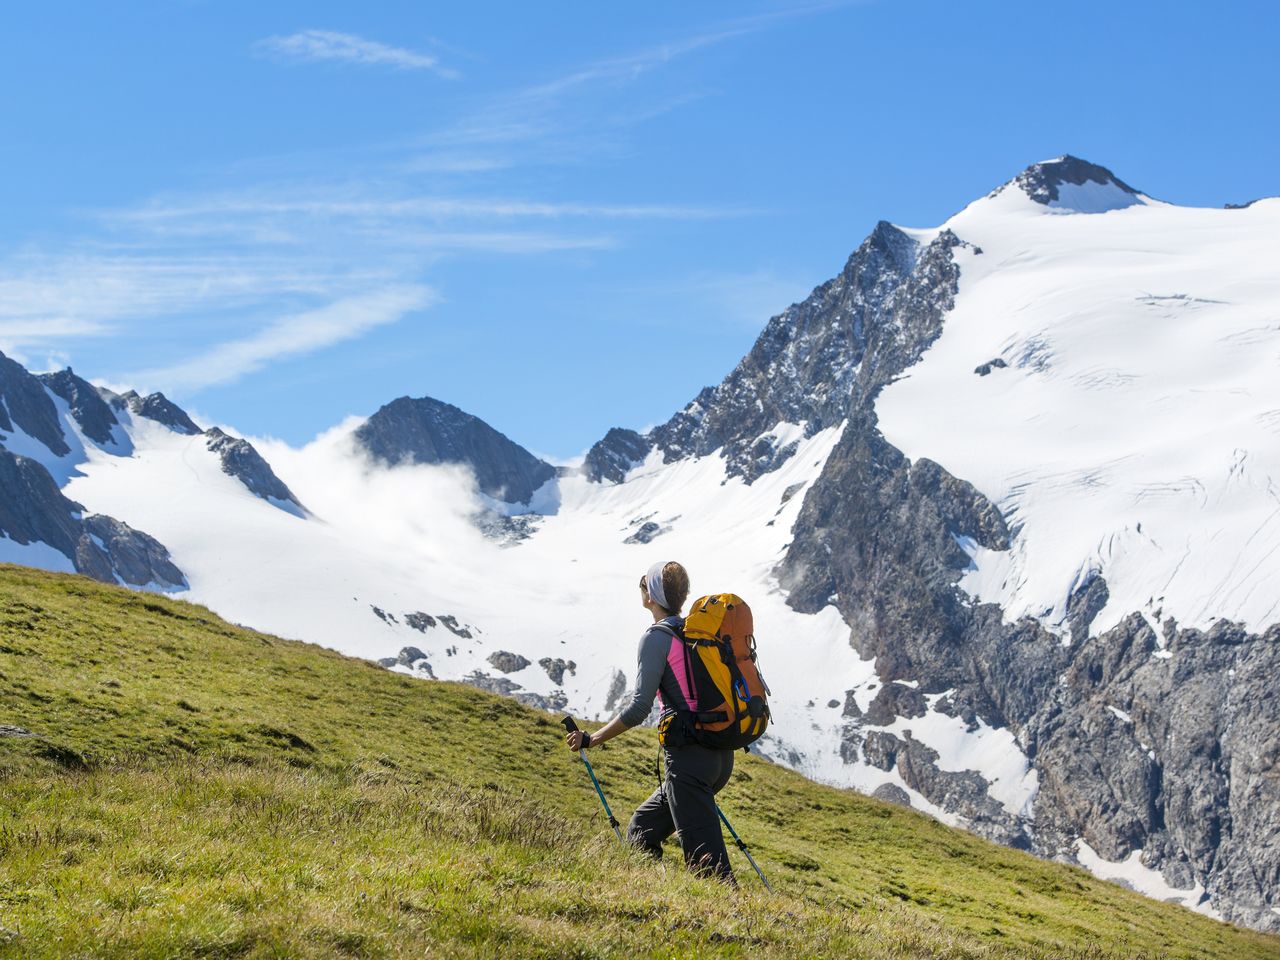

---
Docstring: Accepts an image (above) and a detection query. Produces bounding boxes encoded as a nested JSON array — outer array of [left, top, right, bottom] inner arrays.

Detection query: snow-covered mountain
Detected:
[[2, 156, 1277, 930]]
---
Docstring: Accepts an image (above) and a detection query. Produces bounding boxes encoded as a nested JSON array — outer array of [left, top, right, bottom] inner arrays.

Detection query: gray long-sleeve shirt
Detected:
[[618, 616, 691, 728]]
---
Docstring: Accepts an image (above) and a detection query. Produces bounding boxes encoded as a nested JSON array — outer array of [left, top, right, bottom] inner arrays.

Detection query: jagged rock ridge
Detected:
[[204, 428, 304, 511], [0, 446, 185, 588]]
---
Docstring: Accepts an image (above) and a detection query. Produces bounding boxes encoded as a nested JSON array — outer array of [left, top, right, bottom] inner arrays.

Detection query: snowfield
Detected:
[[878, 186, 1280, 641]]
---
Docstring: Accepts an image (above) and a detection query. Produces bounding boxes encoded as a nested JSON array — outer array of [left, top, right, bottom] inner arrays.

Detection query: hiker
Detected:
[[564, 560, 736, 881]]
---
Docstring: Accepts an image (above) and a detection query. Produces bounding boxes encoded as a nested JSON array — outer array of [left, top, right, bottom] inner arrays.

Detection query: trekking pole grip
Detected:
[[561, 716, 579, 734]]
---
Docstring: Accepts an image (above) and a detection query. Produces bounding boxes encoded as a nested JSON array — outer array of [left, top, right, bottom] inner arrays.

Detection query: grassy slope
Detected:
[[0, 564, 1276, 960]]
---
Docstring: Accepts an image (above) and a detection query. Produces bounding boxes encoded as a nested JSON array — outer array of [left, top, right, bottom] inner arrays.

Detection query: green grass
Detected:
[[0, 564, 1276, 959]]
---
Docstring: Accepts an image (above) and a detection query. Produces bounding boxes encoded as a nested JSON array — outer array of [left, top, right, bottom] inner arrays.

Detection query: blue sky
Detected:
[[2, 1, 1276, 458]]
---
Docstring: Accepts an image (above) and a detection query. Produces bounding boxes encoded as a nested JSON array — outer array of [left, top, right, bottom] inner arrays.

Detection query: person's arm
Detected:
[[566, 715, 627, 751], [565, 626, 668, 751]]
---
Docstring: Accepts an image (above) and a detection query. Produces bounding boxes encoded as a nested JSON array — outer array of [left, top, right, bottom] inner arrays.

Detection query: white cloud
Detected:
[[257, 29, 458, 79], [112, 192, 739, 227], [130, 285, 435, 393], [252, 419, 490, 567]]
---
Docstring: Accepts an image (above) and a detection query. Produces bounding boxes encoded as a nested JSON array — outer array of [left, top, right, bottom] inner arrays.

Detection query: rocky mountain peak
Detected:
[[39, 368, 122, 447], [1003, 155, 1142, 206], [112, 389, 203, 436], [354, 395, 555, 505], [593, 221, 965, 485]]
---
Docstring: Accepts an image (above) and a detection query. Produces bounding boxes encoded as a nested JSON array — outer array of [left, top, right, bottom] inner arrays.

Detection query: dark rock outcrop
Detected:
[[584, 428, 651, 483], [487, 651, 530, 674], [39, 369, 121, 446], [648, 221, 926, 483], [514, 690, 569, 712], [0, 445, 185, 588], [0, 352, 71, 458], [538, 657, 576, 685], [438, 615, 473, 639], [204, 428, 304, 511], [461, 671, 522, 696], [354, 395, 555, 505], [1000, 155, 1142, 206], [370, 606, 397, 625], [396, 646, 428, 666], [974, 358, 1007, 376], [405, 612, 437, 633], [80, 515, 185, 588], [602, 669, 628, 714], [863, 682, 928, 726], [624, 521, 664, 545], [113, 390, 202, 435]]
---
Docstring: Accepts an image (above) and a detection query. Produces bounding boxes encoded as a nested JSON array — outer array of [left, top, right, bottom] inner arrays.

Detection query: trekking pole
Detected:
[[716, 804, 773, 893], [561, 716, 624, 844]]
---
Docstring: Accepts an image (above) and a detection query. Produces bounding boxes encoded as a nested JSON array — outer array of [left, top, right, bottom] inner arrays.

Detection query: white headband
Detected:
[[645, 560, 671, 611]]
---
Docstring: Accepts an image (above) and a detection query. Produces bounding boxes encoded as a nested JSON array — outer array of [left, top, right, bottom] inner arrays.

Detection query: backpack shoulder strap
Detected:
[[649, 616, 684, 640]]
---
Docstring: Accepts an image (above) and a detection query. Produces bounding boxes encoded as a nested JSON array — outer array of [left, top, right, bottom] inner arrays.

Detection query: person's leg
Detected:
[[666, 745, 735, 881], [710, 748, 735, 795], [627, 784, 675, 858]]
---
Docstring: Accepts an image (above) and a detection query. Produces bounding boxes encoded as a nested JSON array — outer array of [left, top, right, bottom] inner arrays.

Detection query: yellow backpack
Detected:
[[657, 594, 770, 750]]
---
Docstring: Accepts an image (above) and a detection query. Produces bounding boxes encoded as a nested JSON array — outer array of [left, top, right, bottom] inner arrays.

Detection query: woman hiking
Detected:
[[563, 560, 736, 882]]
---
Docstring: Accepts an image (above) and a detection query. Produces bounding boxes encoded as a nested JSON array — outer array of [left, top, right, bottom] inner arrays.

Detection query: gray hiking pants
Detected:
[[627, 743, 735, 881]]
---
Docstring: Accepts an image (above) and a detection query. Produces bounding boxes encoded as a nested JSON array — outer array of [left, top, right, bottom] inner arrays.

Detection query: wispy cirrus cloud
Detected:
[[111, 192, 743, 228], [256, 29, 458, 79], [130, 285, 436, 393], [4, 7, 842, 391]]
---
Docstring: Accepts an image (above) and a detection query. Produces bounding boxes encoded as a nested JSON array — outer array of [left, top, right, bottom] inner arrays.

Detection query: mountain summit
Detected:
[[354, 395, 555, 505], [994, 154, 1148, 212]]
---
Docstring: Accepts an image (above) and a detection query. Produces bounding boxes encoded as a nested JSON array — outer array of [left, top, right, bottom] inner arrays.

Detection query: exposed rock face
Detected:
[[487, 651, 530, 674], [514, 690, 569, 712], [438, 615, 473, 640], [999, 155, 1141, 205], [113, 390, 202, 435], [602, 669, 628, 714], [396, 646, 427, 666], [405, 612, 437, 633], [974, 358, 1007, 376], [81, 515, 185, 588], [1025, 614, 1280, 931], [354, 395, 555, 505], [380, 646, 435, 677], [648, 221, 931, 482], [204, 428, 304, 511], [583, 428, 651, 483], [0, 352, 71, 457], [0, 446, 185, 588], [39, 369, 120, 446], [461, 671, 522, 696], [538, 657, 576, 685], [624, 521, 664, 545]]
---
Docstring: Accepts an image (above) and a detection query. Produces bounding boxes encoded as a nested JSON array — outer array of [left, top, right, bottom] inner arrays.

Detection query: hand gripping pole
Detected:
[[562, 716, 624, 843]]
